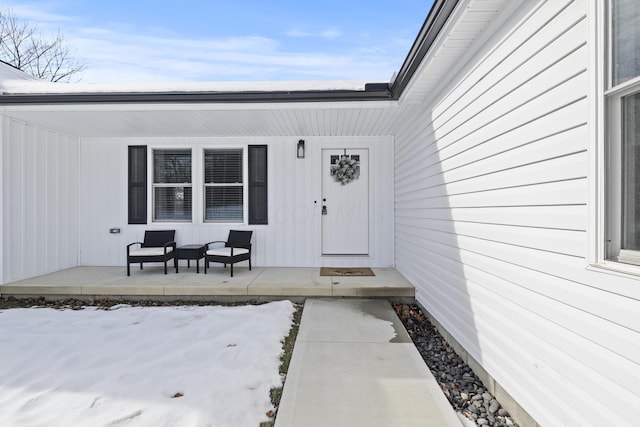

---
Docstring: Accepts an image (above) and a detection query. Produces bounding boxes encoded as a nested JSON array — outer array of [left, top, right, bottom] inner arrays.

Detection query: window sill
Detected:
[[587, 259, 640, 279]]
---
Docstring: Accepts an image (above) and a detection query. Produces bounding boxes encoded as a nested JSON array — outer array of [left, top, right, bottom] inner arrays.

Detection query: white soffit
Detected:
[[399, 0, 524, 105], [0, 60, 394, 137], [0, 63, 398, 137], [1, 102, 401, 138]]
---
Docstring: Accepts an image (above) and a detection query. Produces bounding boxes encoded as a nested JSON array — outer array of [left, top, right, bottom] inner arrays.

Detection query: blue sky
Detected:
[[4, 1, 433, 83]]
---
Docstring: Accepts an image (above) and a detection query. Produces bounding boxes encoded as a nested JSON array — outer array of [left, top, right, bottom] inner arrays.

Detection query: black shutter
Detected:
[[128, 145, 147, 224], [248, 145, 268, 224]]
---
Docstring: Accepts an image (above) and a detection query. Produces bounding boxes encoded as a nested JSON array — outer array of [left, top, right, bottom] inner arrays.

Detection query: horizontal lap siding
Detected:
[[2, 117, 79, 282], [394, 1, 639, 426]]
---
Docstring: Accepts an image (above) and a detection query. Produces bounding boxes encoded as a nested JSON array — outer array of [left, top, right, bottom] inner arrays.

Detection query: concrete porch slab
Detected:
[[331, 267, 416, 297], [0, 266, 414, 300], [248, 267, 333, 297]]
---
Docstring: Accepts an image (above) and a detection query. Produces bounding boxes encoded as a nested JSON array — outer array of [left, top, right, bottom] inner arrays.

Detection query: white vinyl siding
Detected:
[[394, 1, 639, 426], [1, 117, 79, 283]]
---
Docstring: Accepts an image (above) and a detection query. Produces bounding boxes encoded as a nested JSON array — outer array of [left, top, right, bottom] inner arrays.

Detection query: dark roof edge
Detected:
[[0, 0, 457, 106], [0, 86, 392, 105], [390, 0, 460, 99]]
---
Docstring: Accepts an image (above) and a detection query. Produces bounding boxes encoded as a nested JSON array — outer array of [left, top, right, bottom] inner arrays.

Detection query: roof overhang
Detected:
[[0, 0, 459, 107], [390, 0, 459, 99], [0, 0, 524, 138], [0, 84, 393, 105]]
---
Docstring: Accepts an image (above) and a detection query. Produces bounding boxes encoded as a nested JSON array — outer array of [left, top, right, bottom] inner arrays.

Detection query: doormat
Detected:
[[320, 267, 375, 277]]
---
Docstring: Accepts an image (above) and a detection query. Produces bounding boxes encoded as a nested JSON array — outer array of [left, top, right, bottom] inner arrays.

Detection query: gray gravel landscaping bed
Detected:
[[393, 303, 519, 427]]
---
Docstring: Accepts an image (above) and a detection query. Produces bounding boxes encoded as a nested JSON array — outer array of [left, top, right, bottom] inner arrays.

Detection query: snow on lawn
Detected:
[[0, 300, 295, 427]]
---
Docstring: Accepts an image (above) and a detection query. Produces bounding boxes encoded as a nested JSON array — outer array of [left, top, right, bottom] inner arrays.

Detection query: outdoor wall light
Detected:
[[297, 139, 305, 159]]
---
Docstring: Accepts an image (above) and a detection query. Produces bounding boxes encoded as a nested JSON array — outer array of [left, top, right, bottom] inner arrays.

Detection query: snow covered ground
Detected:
[[0, 301, 295, 427]]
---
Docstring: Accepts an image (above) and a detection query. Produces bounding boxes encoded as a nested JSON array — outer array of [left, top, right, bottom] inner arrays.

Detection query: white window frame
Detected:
[[590, 0, 640, 274], [151, 147, 193, 223], [202, 147, 246, 224], [606, 82, 640, 260]]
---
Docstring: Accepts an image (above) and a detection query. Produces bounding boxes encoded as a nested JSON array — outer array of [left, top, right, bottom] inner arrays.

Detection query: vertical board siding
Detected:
[[394, 1, 639, 426], [78, 136, 393, 268], [1, 117, 79, 282]]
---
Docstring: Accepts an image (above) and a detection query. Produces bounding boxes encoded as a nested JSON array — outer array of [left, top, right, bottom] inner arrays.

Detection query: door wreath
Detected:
[[331, 155, 360, 185]]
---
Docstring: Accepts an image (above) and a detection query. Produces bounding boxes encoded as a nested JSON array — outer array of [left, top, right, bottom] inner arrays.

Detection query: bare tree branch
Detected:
[[0, 8, 87, 82]]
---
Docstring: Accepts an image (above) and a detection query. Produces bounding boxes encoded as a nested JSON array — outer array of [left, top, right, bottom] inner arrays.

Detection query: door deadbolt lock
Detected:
[[322, 205, 328, 215]]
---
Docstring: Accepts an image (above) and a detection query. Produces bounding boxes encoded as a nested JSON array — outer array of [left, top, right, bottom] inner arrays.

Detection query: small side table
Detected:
[[177, 244, 207, 273]]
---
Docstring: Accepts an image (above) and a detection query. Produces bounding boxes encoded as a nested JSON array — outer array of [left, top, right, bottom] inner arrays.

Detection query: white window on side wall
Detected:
[[606, 0, 640, 265], [203, 148, 243, 223], [152, 149, 192, 222]]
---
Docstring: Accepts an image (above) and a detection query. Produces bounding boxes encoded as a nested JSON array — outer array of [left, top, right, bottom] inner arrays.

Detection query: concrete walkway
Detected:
[[275, 299, 462, 427]]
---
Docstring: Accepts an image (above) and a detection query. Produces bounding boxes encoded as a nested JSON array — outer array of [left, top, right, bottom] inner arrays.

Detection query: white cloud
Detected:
[[5, 3, 74, 23], [66, 25, 394, 83], [284, 27, 343, 39]]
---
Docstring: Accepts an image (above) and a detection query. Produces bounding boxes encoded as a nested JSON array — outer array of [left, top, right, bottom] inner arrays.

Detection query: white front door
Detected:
[[321, 149, 369, 255]]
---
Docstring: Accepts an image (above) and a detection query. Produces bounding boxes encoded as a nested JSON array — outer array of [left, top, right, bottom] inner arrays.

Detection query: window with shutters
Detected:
[[204, 149, 243, 222], [131, 146, 265, 224], [152, 149, 192, 222]]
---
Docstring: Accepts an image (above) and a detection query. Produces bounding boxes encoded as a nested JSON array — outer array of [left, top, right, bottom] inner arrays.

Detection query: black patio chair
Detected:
[[204, 230, 253, 277], [126, 230, 177, 276]]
